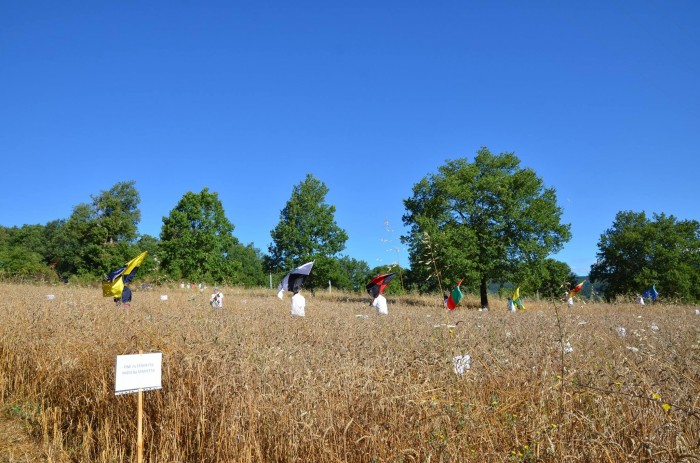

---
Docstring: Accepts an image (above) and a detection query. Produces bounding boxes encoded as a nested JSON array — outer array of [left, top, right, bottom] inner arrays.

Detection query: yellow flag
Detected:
[[102, 277, 125, 298], [102, 251, 148, 297], [123, 251, 148, 278]]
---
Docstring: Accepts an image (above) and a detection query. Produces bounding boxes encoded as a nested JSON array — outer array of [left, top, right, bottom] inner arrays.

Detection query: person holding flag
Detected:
[[291, 289, 306, 317], [366, 273, 395, 315], [103, 251, 147, 307], [567, 280, 585, 308], [278, 262, 314, 317], [116, 285, 132, 308]]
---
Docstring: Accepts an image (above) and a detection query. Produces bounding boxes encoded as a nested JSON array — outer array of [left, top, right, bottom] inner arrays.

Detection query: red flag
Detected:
[[366, 273, 396, 299], [568, 280, 585, 299]]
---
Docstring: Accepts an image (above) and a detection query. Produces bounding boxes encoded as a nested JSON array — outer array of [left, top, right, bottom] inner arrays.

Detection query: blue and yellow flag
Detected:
[[102, 251, 147, 297]]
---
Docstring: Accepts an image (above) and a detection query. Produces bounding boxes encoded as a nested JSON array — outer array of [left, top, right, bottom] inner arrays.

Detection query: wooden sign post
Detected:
[[115, 352, 162, 462]]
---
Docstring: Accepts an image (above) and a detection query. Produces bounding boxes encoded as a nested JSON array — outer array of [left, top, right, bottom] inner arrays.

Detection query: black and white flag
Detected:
[[277, 261, 314, 299]]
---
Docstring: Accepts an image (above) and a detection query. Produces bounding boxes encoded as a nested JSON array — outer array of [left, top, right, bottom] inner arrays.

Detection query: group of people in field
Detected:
[[113, 269, 390, 317], [212, 285, 388, 318]]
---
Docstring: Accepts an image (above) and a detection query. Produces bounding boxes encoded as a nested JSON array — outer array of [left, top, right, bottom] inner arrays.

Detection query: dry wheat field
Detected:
[[1, 283, 699, 462]]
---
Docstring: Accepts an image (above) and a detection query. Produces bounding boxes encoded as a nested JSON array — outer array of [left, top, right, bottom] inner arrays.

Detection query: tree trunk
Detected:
[[480, 277, 489, 309]]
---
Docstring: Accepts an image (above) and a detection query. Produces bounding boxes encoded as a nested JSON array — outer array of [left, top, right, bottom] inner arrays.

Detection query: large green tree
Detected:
[[266, 174, 349, 289], [0, 225, 57, 281], [91, 181, 141, 244], [51, 181, 142, 278], [402, 148, 571, 308], [226, 242, 267, 287], [160, 188, 242, 283], [590, 211, 700, 302], [0, 181, 145, 281]]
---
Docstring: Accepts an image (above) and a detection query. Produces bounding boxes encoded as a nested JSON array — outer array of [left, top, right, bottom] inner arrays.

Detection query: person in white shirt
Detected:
[[210, 288, 223, 309], [291, 290, 306, 317], [372, 294, 388, 315]]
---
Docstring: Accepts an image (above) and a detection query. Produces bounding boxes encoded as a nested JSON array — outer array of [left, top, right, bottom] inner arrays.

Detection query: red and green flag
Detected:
[[446, 279, 463, 310]]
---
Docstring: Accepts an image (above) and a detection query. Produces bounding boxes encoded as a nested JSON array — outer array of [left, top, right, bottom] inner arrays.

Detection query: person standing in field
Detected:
[[291, 290, 306, 317], [210, 287, 223, 309], [114, 286, 132, 308], [372, 293, 388, 315]]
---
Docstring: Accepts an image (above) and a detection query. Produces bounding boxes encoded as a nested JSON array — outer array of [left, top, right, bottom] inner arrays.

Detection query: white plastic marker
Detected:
[[452, 355, 471, 374], [115, 352, 162, 463]]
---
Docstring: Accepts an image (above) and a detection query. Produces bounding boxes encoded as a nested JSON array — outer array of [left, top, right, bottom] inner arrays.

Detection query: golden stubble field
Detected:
[[0, 283, 698, 462]]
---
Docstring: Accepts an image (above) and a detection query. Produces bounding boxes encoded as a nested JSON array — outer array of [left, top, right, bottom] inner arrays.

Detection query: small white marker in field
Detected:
[[452, 355, 471, 374], [160, 295, 168, 301], [47, 294, 55, 300]]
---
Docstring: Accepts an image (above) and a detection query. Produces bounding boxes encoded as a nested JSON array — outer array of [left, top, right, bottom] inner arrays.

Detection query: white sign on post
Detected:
[[115, 353, 162, 395]]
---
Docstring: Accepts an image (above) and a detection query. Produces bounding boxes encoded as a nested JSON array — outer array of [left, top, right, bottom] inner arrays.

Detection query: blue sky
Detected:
[[2, 1, 698, 276]]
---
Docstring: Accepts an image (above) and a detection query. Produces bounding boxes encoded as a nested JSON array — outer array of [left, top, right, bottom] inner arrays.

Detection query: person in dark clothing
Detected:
[[114, 286, 132, 308]]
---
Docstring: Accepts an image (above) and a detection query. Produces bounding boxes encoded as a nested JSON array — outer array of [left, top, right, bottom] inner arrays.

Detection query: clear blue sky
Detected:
[[2, 1, 698, 276]]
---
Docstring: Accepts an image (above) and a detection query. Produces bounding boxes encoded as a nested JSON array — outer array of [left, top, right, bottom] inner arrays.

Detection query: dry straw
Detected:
[[0, 283, 698, 462]]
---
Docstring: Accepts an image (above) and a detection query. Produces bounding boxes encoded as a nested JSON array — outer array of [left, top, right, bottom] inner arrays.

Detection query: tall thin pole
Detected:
[[137, 350, 143, 463], [137, 389, 143, 463]]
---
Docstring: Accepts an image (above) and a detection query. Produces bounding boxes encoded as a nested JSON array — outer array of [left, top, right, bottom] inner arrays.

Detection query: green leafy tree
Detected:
[[535, 258, 577, 299], [590, 211, 700, 302], [160, 188, 240, 283], [226, 242, 267, 287], [58, 182, 141, 277], [402, 148, 571, 308], [0, 226, 58, 281], [92, 181, 141, 244], [0, 181, 144, 282], [311, 255, 372, 292], [266, 174, 349, 288], [0, 245, 56, 281], [337, 256, 371, 292]]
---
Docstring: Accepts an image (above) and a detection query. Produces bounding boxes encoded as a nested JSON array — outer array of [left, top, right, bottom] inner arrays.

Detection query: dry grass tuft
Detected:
[[1, 283, 699, 462]]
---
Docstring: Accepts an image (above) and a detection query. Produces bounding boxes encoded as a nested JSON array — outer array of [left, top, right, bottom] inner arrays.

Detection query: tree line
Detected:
[[1, 148, 698, 304]]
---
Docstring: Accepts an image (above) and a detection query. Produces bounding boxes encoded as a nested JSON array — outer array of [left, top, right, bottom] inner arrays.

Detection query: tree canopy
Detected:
[[266, 174, 349, 289], [590, 211, 700, 302], [160, 188, 244, 284], [402, 148, 571, 307]]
